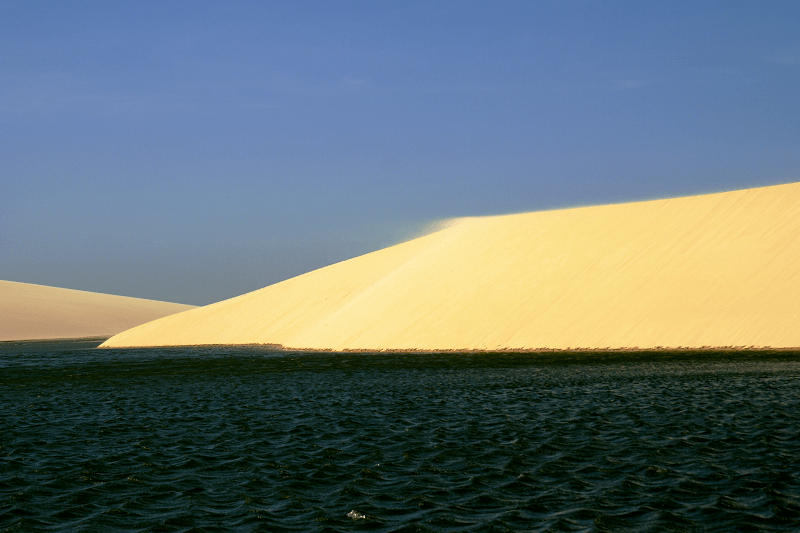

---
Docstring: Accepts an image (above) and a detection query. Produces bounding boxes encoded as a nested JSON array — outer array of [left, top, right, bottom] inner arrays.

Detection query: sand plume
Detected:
[[1, 281, 196, 341], [102, 182, 800, 350]]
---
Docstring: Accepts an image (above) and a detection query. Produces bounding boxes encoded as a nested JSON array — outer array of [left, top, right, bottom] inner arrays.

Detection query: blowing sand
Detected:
[[1, 281, 196, 341], [102, 182, 800, 350]]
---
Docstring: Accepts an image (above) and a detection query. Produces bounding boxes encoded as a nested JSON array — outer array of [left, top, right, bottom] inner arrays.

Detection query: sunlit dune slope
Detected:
[[102, 182, 800, 350], [1, 281, 196, 341]]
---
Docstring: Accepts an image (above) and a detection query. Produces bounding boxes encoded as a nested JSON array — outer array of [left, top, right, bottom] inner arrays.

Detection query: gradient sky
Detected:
[[2, 1, 798, 305]]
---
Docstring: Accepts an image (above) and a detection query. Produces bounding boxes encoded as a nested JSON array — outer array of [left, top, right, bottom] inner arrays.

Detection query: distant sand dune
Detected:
[[1, 281, 195, 341], [102, 182, 800, 350]]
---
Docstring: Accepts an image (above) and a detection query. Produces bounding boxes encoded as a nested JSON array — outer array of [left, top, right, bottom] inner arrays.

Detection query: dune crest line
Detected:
[[102, 182, 800, 350]]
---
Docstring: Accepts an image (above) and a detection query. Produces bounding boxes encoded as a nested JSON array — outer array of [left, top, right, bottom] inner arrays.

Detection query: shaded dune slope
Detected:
[[103, 182, 800, 350], [1, 281, 196, 341]]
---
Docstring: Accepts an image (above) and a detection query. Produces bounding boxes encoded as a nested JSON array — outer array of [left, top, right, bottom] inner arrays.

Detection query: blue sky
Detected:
[[2, 1, 798, 305]]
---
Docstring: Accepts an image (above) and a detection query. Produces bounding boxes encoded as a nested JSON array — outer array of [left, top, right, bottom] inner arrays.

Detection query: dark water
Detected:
[[2, 343, 800, 532]]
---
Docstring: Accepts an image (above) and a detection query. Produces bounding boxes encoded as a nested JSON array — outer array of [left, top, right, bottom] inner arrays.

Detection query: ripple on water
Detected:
[[1, 347, 800, 531]]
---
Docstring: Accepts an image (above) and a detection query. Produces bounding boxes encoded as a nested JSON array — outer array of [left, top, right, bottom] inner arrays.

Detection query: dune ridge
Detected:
[[102, 182, 800, 350], [1, 281, 196, 341]]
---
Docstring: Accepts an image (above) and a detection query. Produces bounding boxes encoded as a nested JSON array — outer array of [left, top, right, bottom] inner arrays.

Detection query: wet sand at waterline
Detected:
[[1, 281, 195, 341], [103, 182, 800, 350]]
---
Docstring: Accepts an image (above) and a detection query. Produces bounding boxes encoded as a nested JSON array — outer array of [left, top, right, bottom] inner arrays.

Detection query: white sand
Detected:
[[1, 281, 196, 341], [102, 182, 800, 350]]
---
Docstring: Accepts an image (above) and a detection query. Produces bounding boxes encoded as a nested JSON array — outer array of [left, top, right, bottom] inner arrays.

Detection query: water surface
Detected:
[[2, 344, 799, 531]]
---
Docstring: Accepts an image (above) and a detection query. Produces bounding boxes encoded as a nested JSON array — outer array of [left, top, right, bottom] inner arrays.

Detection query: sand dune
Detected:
[[102, 182, 800, 350], [1, 281, 196, 341]]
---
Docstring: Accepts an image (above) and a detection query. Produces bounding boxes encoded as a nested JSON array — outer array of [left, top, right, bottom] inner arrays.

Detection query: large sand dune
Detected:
[[102, 182, 800, 350], [1, 281, 196, 341]]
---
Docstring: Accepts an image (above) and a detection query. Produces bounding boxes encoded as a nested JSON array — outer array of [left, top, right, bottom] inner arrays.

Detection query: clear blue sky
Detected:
[[2, 1, 798, 305]]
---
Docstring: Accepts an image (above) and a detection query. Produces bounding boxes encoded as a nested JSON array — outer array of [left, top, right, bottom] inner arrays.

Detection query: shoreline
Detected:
[[0, 337, 111, 353], [6, 338, 796, 356], [1, 336, 111, 344], [7, 339, 800, 363], [96, 342, 800, 353]]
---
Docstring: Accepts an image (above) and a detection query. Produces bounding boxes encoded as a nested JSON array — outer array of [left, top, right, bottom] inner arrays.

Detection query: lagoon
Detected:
[[2, 344, 799, 531]]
